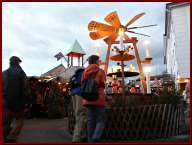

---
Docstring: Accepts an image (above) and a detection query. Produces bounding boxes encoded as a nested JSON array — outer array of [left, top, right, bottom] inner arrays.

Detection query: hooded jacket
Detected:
[[81, 64, 106, 107]]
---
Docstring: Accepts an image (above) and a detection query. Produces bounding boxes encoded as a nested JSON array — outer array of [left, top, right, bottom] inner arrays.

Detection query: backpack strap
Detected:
[[91, 68, 100, 78], [82, 67, 100, 83]]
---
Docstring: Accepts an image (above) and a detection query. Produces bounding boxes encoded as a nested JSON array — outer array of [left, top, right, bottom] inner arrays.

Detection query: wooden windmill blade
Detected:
[[104, 11, 121, 28], [88, 21, 116, 32], [104, 33, 118, 44], [125, 12, 145, 27], [127, 24, 157, 30], [89, 31, 113, 40], [127, 30, 151, 37]]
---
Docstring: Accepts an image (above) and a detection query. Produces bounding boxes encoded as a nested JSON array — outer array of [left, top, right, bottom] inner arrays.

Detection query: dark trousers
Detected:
[[3, 109, 24, 142], [87, 106, 105, 142]]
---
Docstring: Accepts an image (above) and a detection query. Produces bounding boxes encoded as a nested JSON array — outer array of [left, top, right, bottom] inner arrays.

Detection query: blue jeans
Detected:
[[87, 106, 105, 142]]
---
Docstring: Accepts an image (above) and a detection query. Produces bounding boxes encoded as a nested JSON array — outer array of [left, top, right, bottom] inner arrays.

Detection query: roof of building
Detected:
[[66, 40, 86, 57], [41, 64, 65, 78], [59, 66, 84, 81]]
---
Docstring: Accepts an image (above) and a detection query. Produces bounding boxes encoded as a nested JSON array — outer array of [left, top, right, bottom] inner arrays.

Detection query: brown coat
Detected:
[[81, 64, 106, 107]]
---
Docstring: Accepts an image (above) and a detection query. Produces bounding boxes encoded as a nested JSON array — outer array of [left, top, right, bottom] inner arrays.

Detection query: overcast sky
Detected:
[[2, 2, 167, 76]]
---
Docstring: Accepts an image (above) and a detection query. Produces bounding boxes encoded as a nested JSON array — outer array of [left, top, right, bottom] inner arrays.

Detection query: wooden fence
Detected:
[[68, 104, 186, 140]]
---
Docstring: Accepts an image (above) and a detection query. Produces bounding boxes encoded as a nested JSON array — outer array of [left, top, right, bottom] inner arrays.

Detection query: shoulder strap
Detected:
[[92, 68, 100, 78]]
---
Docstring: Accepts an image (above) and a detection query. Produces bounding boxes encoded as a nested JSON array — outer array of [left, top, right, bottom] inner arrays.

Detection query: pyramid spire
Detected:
[[66, 40, 86, 57]]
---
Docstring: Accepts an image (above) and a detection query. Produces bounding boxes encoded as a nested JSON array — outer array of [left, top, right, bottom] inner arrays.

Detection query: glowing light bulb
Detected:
[[144, 66, 151, 73], [118, 28, 125, 36]]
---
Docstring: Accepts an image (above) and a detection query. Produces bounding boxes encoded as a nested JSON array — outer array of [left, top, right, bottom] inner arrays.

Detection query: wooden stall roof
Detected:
[[41, 64, 65, 78], [59, 66, 84, 81]]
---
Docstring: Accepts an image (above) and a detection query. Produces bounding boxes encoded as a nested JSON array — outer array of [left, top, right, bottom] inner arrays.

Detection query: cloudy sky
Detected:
[[2, 2, 167, 76]]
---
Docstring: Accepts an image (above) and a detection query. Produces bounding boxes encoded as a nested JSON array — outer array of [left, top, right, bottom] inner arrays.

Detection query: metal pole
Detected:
[[120, 34, 125, 97], [120, 34, 124, 50]]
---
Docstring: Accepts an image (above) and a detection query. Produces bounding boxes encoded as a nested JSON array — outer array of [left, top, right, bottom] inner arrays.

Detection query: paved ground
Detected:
[[18, 118, 72, 143], [17, 118, 190, 143]]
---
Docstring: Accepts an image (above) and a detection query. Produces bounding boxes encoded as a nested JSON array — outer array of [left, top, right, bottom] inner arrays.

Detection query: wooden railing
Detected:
[[68, 104, 187, 140]]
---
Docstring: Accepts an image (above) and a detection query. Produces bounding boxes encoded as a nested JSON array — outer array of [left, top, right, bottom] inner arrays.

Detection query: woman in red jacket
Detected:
[[81, 55, 106, 142]]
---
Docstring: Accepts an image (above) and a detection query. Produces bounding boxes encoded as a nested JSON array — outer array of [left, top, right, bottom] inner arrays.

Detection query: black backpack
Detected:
[[81, 70, 99, 101], [69, 68, 84, 89]]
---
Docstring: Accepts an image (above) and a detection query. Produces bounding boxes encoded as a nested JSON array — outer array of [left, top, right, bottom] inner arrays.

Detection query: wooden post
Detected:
[[68, 56, 70, 67], [78, 57, 80, 66], [71, 56, 73, 66], [121, 60, 125, 97], [167, 106, 174, 137], [132, 41, 147, 93], [164, 104, 171, 137], [176, 108, 179, 135], [82, 56, 84, 67], [153, 105, 162, 137], [119, 34, 126, 98], [104, 43, 112, 74], [159, 104, 167, 137], [172, 107, 178, 136], [136, 106, 147, 139]]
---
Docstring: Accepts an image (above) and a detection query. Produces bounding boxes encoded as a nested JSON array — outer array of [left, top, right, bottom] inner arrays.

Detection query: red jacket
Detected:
[[81, 64, 106, 107]]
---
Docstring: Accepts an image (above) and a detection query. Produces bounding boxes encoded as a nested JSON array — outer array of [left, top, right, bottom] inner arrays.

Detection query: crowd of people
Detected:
[[24, 78, 53, 118], [105, 80, 141, 95]]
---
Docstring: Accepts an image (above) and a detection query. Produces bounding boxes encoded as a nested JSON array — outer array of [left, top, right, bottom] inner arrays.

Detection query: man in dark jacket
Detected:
[[2, 56, 30, 142]]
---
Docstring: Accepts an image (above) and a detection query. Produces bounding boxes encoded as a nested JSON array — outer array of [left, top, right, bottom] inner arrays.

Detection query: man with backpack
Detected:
[[81, 55, 106, 142], [69, 68, 87, 142], [2, 56, 30, 142]]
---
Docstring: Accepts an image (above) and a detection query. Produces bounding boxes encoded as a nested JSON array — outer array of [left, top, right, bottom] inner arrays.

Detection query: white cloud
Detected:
[[2, 2, 167, 76]]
